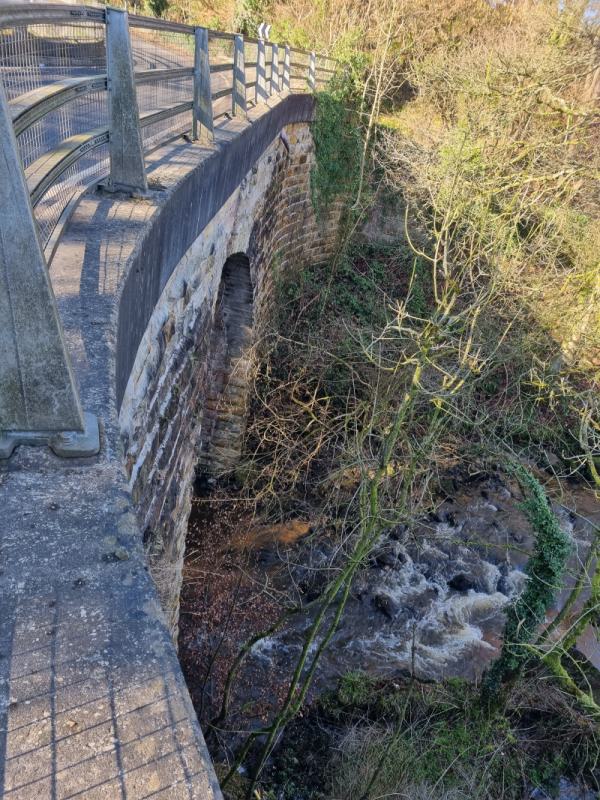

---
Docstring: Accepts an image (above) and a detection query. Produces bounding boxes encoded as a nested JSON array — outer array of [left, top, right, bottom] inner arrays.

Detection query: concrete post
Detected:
[[105, 8, 147, 193], [283, 44, 290, 92], [193, 27, 214, 142], [0, 79, 99, 459], [270, 43, 280, 95], [308, 50, 316, 92], [256, 38, 268, 104], [232, 33, 246, 117]]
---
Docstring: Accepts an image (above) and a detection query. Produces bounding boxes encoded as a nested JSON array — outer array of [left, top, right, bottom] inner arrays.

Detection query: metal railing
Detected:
[[0, 4, 337, 251]]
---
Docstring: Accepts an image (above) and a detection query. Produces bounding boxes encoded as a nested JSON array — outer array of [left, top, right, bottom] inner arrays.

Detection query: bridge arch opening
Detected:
[[197, 252, 254, 480]]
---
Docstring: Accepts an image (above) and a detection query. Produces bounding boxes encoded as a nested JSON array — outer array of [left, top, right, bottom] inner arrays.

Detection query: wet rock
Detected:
[[482, 502, 499, 513], [371, 540, 406, 569], [445, 511, 458, 527], [448, 573, 477, 593], [530, 777, 597, 800], [373, 592, 401, 619], [102, 547, 129, 563], [543, 450, 563, 472], [496, 564, 511, 596], [388, 524, 408, 541], [438, 477, 456, 499]]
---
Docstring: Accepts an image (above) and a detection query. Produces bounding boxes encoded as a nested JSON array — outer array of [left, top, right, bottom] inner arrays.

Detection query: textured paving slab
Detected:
[[0, 96, 309, 799]]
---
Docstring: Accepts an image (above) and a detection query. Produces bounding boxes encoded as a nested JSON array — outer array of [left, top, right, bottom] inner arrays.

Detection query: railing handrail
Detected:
[[0, 2, 337, 254], [0, 4, 106, 28]]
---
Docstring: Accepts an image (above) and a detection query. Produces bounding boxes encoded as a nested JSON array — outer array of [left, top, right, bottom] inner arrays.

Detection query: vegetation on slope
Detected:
[[131, 0, 600, 795]]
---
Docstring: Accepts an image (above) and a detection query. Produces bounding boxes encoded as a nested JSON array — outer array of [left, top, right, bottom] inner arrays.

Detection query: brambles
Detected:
[[234, 0, 272, 35]]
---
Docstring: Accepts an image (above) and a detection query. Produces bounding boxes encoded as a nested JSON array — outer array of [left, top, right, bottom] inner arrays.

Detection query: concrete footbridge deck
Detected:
[[0, 8, 339, 797]]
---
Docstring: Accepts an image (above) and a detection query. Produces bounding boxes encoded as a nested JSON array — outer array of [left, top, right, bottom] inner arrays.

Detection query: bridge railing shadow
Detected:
[[0, 586, 214, 799]]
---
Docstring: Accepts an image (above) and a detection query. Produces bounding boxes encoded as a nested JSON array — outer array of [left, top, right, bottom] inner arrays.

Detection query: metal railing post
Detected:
[[283, 45, 291, 92], [256, 37, 268, 104], [105, 7, 147, 193], [193, 27, 214, 142], [232, 33, 246, 117], [0, 78, 99, 459], [308, 50, 316, 92], [270, 43, 280, 95]]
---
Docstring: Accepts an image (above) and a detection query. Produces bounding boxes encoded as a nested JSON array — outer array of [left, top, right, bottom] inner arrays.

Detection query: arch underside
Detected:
[[199, 253, 254, 477]]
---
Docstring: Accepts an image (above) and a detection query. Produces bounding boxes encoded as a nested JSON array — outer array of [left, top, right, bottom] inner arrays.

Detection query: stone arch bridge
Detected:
[[0, 7, 341, 797]]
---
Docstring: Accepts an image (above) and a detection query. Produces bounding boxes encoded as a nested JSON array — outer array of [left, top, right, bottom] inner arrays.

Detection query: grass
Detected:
[[261, 672, 600, 800]]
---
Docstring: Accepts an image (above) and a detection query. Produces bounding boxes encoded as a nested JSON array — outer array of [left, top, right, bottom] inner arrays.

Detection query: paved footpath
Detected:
[[0, 122, 238, 800]]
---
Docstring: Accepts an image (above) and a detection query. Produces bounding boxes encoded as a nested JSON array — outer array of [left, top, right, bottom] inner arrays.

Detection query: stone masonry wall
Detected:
[[119, 122, 344, 635]]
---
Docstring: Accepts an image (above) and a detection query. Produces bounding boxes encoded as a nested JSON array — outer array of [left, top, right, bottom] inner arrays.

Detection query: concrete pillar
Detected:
[[308, 51, 316, 92], [270, 43, 280, 95], [105, 8, 147, 193], [232, 33, 246, 117], [256, 38, 268, 104], [283, 45, 290, 92], [193, 27, 214, 142], [0, 79, 99, 459]]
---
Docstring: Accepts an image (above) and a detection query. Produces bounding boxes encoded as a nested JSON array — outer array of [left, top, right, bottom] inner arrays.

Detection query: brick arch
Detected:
[[197, 253, 254, 477]]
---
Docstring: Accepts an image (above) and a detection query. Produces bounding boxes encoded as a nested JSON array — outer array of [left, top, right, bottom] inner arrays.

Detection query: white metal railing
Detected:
[[0, 3, 337, 249]]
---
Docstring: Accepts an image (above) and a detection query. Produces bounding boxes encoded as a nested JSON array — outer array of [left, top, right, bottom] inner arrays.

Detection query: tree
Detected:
[[234, 0, 272, 34], [148, 0, 169, 16]]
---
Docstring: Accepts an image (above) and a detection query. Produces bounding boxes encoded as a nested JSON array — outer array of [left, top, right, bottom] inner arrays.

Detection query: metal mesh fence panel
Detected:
[[35, 141, 109, 247], [18, 87, 107, 169], [130, 24, 194, 71], [0, 21, 106, 100], [243, 40, 258, 105], [130, 24, 194, 149], [142, 108, 191, 152], [290, 49, 309, 92], [138, 75, 193, 147], [210, 34, 233, 119], [0, 19, 108, 246]]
